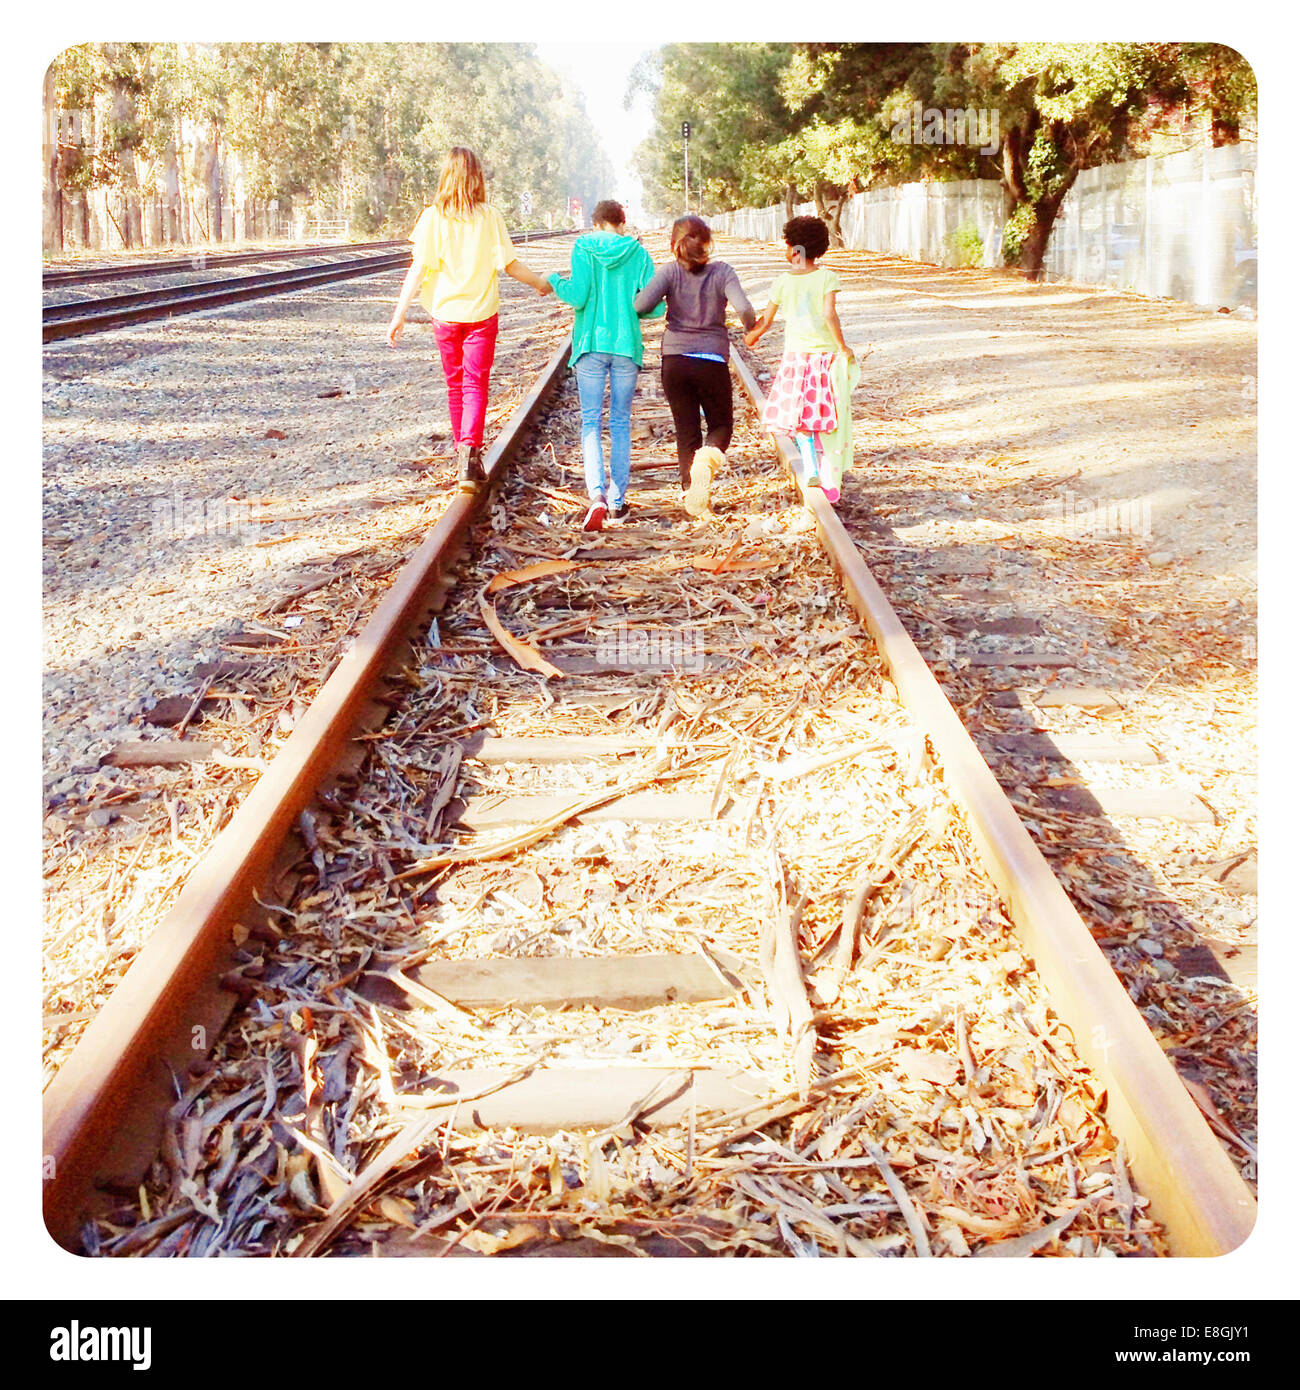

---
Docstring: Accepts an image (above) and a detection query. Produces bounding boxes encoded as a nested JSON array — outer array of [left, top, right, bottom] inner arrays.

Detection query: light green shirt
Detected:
[[770, 266, 841, 354]]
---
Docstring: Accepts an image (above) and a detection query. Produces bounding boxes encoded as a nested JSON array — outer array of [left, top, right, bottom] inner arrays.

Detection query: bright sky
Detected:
[[534, 44, 657, 222]]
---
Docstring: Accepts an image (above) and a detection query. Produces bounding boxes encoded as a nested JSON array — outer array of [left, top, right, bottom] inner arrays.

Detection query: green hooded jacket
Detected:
[[548, 231, 665, 368]]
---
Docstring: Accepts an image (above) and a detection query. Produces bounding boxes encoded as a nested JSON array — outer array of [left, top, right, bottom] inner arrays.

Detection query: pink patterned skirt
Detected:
[[761, 350, 838, 434]]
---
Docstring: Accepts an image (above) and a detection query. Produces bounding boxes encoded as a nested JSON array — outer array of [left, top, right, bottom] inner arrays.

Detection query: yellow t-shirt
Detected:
[[409, 204, 517, 323], [770, 266, 842, 354]]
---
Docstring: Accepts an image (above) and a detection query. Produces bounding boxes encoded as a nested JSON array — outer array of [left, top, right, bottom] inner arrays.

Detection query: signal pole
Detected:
[[682, 121, 690, 214]]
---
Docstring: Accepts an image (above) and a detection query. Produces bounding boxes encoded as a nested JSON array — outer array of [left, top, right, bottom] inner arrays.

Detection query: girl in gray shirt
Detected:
[[634, 216, 756, 515]]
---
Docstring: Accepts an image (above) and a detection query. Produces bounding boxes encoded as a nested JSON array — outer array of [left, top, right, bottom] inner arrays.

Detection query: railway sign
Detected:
[[682, 121, 690, 141], [521, 190, 533, 216]]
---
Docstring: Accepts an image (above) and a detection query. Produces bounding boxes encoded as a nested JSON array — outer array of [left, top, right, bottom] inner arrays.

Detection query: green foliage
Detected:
[[945, 220, 983, 268], [630, 44, 800, 217], [1023, 129, 1066, 201], [634, 41, 1257, 275], [45, 43, 613, 241], [1000, 204, 1036, 264]]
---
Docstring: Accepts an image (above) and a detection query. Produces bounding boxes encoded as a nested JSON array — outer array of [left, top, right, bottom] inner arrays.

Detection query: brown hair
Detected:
[[592, 199, 626, 227], [434, 147, 487, 220], [671, 215, 711, 273]]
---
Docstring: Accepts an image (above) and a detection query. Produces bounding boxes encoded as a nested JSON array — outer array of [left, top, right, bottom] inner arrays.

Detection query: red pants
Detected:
[[432, 314, 499, 448]]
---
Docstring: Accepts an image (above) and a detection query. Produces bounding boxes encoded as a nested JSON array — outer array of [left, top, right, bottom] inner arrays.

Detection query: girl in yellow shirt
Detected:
[[388, 147, 552, 490], [745, 216, 856, 504]]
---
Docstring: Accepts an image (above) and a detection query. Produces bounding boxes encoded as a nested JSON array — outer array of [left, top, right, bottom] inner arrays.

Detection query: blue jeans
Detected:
[[574, 351, 638, 508]]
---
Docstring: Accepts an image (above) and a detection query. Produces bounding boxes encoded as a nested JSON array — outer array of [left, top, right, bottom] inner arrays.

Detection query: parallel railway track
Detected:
[[41, 324, 1256, 1258], [42, 239, 410, 288], [42, 230, 578, 342]]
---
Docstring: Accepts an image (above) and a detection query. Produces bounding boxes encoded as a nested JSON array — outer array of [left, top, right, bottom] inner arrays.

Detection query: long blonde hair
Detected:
[[434, 147, 487, 219]]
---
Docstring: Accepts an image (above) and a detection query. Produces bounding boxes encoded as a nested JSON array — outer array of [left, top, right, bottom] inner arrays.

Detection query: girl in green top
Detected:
[[547, 200, 662, 531], [745, 216, 856, 503]]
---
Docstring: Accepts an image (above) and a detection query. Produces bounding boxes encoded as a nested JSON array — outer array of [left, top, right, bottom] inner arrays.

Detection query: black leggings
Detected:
[[661, 354, 734, 487]]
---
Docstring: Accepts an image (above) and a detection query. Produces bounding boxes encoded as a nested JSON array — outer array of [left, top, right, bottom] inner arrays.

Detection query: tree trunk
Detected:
[[71, 190, 90, 249], [237, 147, 256, 241], [107, 48, 144, 248], [178, 117, 195, 245], [205, 126, 223, 243], [1002, 116, 1081, 280], [223, 148, 236, 241], [782, 181, 798, 222], [89, 96, 108, 249], [62, 101, 93, 251], [813, 180, 847, 250], [116, 136, 142, 246], [1000, 112, 1037, 206], [1015, 174, 1078, 280], [43, 65, 62, 254], [147, 185, 163, 245], [162, 124, 182, 243], [1017, 205, 1056, 279]]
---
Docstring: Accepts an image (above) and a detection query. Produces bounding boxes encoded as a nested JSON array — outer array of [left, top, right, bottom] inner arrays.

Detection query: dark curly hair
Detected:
[[783, 215, 830, 263], [592, 199, 626, 227]]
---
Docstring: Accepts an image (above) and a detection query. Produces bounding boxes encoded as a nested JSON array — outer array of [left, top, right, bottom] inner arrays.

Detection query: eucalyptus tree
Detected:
[[41, 42, 623, 253], [630, 43, 801, 218], [632, 40, 1256, 273]]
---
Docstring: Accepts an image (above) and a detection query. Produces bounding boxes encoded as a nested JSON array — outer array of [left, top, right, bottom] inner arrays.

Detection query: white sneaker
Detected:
[[684, 446, 725, 517]]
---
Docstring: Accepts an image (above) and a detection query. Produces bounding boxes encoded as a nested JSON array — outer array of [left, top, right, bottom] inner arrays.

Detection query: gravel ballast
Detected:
[[42, 235, 576, 1072]]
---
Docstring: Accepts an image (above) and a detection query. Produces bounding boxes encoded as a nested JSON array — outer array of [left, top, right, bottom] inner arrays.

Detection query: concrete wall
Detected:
[[1041, 142, 1256, 309], [711, 142, 1257, 310]]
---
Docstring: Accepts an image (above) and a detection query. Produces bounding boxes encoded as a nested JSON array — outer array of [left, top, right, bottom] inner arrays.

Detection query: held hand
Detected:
[[537, 280, 554, 297], [743, 329, 761, 348]]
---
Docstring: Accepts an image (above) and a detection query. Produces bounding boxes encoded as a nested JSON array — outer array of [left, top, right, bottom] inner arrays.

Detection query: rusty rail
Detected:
[[42, 334, 1256, 1257], [41, 337, 573, 1250], [731, 348, 1257, 1257], [42, 240, 411, 287]]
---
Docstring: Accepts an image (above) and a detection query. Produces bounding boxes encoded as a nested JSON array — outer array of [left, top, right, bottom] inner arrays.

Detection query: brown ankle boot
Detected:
[[457, 445, 486, 491]]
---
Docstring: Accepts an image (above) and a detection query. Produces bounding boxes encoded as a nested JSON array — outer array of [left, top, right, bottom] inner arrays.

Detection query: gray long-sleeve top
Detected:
[[633, 260, 756, 358]]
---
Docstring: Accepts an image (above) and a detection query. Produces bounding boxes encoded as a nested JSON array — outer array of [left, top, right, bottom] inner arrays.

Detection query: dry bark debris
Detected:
[[42, 247, 575, 1076], [41, 344, 572, 1079], [84, 322, 1165, 1259], [731, 235, 1257, 1191]]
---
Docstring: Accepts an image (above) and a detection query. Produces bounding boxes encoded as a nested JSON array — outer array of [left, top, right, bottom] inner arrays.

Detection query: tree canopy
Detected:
[[631, 42, 1256, 274], [44, 43, 614, 253]]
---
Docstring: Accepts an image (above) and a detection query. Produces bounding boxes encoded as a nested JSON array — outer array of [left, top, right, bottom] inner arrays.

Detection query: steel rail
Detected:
[[41, 336, 573, 1251], [42, 229, 580, 343], [730, 348, 1257, 1257], [43, 229, 577, 288], [42, 250, 413, 342], [43, 251, 413, 323], [43, 336, 1255, 1257], [42, 239, 410, 287]]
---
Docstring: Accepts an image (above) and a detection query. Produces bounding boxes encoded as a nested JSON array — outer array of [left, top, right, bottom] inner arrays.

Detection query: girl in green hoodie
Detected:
[[548, 200, 663, 531]]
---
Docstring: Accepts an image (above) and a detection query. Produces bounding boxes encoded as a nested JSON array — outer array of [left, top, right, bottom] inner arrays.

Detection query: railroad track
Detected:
[[41, 322, 1255, 1258], [42, 229, 578, 342], [42, 239, 410, 288]]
